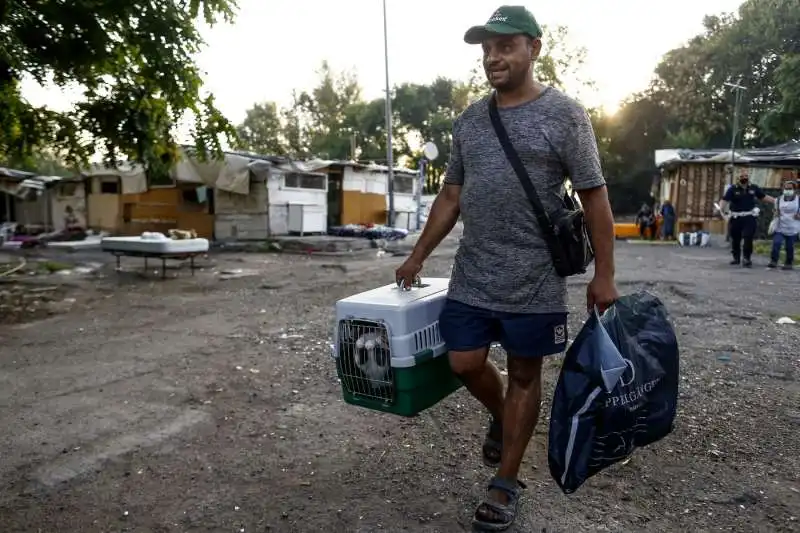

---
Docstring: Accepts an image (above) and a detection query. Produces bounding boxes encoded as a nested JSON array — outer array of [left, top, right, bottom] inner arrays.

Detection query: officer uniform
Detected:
[[722, 182, 766, 265]]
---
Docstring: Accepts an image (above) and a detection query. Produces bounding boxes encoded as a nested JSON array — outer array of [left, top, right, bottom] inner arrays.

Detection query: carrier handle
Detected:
[[396, 275, 427, 291]]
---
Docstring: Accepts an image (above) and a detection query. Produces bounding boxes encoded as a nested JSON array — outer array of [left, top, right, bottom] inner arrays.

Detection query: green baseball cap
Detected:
[[464, 5, 543, 44]]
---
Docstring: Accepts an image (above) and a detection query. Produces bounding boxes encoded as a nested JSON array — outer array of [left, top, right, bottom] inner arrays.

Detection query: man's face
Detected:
[[738, 169, 750, 185], [482, 34, 540, 91]]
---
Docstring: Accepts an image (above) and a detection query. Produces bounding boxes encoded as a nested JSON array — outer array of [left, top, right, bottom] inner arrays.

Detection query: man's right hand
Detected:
[[395, 256, 423, 290]]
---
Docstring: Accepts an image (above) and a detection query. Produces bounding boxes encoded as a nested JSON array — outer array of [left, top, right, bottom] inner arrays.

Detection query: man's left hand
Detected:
[[587, 275, 619, 313]]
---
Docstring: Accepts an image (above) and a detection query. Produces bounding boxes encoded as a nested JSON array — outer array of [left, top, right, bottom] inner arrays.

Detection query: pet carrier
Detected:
[[332, 277, 462, 416]]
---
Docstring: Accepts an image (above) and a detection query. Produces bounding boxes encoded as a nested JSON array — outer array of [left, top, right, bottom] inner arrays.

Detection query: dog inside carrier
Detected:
[[337, 319, 394, 402]]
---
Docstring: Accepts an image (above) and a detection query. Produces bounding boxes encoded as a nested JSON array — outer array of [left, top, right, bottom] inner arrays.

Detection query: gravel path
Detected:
[[0, 237, 797, 532]]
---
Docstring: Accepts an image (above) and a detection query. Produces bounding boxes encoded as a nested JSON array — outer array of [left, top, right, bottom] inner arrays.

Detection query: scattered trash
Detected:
[[776, 316, 797, 325], [717, 353, 732, 362], [0, 257, 26, 277], [218, 269, 259, 280], [248, 368, 260, 374], [320, 263, 347, 272]]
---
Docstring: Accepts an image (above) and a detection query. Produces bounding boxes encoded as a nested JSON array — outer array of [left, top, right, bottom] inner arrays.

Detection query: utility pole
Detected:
[[382, 0, 395, 227], [724, 80, 746, 184]]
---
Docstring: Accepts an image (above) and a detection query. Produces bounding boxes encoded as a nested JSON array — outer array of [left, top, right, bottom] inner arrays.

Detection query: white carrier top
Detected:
[[336, 278, 449, 309]]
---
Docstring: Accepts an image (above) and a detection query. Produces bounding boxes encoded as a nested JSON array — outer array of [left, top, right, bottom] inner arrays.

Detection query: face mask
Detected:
[[784, 189, 795, 198], [739, 179, 748, 186]]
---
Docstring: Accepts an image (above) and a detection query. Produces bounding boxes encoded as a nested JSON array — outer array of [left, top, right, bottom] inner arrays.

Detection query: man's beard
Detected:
[[487, 69, 527, 92]]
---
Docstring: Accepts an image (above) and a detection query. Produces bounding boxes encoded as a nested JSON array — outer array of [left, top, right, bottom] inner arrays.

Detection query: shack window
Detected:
[[58, 183, 79, 197], [394, 175, 414, 194], [284, 173, 326, 190], [100, 180, 119, 194]]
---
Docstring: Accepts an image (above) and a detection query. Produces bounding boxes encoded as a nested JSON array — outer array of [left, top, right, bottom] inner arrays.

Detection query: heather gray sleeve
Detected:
[[443, 117, 464, 186], [560, 107, 605, 190]]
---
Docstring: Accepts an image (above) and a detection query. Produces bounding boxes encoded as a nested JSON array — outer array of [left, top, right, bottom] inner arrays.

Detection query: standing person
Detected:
[[660, 200, 676, 240], [769, 180, 799, 270], [636, 202, 656, 240], [720, 170, 775, 267], [394, 6, 618, 530], [64, 206, 79, 229]]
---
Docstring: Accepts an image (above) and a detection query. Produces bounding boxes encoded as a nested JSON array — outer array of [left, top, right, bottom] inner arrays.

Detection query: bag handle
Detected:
[[487, 94, 558, 247]]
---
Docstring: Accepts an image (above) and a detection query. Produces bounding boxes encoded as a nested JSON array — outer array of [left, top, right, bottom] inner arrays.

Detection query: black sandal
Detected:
[[472, 476, 527, 531], [481, 418, 502, 468]]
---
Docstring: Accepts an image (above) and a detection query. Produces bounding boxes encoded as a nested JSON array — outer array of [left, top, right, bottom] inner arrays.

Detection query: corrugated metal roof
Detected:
[[656, 140, 800, 168], [0, 167, 36, 180]]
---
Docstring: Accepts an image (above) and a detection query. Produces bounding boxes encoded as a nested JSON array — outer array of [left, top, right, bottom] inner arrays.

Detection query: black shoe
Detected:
[[730, 259, 741, 265], [768, 262, 777, 268], [743, 259, 752, 268], [782, 264, 793, 271]]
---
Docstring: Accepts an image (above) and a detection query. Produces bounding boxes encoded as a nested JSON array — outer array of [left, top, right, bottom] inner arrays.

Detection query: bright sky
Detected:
[[21, 0, 745, 125]]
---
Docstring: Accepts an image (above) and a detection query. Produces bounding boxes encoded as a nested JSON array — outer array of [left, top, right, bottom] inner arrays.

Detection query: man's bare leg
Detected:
[[448, 348, 505, 424], [493, 356, 543, 504]]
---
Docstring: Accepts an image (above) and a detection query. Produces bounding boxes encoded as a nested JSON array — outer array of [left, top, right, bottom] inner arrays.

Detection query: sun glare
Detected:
[[600, 101, 621, 117]]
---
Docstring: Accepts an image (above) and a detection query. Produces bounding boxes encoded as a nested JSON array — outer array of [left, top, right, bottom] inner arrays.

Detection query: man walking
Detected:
[[395, 6, 618, 530], [719, 168, 775, 267]]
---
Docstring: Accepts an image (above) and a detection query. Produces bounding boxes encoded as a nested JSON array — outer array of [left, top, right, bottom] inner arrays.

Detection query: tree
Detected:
[[1, 0, 238, 176], [393, 77, 471, 192], [275, 62, 396, 163], [599, 93, 674, 212], [759, 53, 800, 141], [650, 0, 800, 147], [598, 0, 800, 213], [288, 61, 366, 160], [235, 102, 286, 155]]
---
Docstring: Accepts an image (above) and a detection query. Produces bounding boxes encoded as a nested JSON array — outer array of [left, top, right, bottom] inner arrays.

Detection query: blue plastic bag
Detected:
[[548, 291, 679, 494]]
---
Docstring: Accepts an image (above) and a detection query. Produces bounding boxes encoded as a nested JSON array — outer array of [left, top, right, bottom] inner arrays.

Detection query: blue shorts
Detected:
[[439, 298, 567, 358]]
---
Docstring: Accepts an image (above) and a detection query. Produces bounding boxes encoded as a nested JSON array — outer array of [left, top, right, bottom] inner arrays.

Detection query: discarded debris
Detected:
[[320, 263, 347, 272], [219, 268, 259, 280], [776, 316, 797, 325]]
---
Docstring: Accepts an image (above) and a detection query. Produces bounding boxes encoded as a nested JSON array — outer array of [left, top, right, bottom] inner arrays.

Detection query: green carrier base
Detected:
[[337, 351, 463, 417]]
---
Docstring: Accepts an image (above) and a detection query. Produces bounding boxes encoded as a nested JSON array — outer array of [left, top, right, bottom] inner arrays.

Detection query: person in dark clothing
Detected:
[[660, 200, 676, 240], [720, 172, 775, 267], [636, 203, 656, 240]]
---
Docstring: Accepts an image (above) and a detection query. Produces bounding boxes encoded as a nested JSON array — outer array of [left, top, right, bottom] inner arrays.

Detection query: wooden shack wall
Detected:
[[675, 163, 728, 220]]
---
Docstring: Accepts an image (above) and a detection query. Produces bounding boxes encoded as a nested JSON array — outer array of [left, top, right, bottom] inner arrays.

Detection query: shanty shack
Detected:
[[654, 141, 800, 234]]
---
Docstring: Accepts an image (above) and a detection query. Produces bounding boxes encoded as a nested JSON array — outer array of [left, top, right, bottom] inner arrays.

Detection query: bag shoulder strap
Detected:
[[487, 95, 555, 240]]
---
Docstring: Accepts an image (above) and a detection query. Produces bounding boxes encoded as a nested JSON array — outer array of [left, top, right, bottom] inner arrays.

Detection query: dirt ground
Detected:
[[0, 234, 798, 533]]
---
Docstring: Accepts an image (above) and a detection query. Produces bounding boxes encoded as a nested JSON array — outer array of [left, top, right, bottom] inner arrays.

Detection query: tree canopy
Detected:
[[235, 25, 590, 194], [3, 0, 799, 214], [0, 0, 238, 176], [592, 0, 800, 211]]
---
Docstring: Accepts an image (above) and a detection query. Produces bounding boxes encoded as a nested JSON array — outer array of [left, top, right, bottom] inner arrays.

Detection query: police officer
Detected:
[[720, 168, 775, 267]]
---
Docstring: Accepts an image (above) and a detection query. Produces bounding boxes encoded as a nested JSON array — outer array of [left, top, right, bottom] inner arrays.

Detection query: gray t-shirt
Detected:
[[444, 88, 605, 314]]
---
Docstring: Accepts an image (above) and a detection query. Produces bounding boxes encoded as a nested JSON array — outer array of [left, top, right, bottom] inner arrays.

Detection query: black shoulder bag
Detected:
[[488, 95, 594, 277]]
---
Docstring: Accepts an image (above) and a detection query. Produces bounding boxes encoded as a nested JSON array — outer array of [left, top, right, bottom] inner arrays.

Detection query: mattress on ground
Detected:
[[102, 236, 210, 254]]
